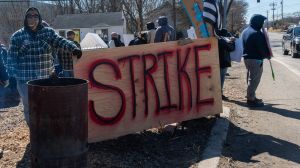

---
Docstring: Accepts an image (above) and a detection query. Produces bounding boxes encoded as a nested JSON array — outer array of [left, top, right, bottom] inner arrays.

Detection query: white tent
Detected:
[[80, 33, 108, 50]]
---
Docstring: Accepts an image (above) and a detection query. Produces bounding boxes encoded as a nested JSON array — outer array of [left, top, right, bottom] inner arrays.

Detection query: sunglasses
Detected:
[[27, 14, 39, 19]]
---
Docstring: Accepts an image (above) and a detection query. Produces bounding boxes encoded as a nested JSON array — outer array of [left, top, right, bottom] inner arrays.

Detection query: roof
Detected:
[[52, 12, 124, 29]]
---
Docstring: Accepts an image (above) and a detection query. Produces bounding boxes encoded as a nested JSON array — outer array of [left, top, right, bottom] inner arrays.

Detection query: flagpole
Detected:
[[269, 60, 275, 81]]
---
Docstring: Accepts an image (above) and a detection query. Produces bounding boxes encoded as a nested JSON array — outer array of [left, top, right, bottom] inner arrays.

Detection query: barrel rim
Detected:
[[27, 78, 89, 87]]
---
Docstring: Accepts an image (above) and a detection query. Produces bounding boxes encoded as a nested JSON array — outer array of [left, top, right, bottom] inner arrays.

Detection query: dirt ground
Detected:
[[217, 62, 250, 168], [0, 98, 216, 168]]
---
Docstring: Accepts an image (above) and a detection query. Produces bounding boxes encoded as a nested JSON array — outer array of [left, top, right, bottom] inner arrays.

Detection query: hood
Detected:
[[250, 14, 267, 31], [157, 16, 168, 26], [24, 7, 43, 32], [146, 22, 155, 30]]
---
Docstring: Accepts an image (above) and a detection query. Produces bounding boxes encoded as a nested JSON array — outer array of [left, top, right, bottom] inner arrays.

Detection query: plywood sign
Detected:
[[74, 38, 222, 143], [181, 0, 214, 38]]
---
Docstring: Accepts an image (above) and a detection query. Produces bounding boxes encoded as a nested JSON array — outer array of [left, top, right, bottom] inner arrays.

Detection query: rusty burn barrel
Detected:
[[27, 78, 88, 168]]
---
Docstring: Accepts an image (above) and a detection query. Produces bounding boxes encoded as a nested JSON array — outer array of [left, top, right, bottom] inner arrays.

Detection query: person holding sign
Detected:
[[241, 14, 271, 107]]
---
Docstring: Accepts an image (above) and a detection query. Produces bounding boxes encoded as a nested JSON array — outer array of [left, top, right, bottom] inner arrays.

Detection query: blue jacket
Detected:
[[0, 46, 8, 81], [242, 14, 271, 60], [154, 16, 176, 43]]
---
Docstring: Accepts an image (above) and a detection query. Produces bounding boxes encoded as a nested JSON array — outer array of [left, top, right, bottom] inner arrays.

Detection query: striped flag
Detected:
[[203, 0, 222, 30]]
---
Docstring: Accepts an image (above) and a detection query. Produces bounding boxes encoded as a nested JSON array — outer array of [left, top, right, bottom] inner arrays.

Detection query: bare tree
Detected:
[[218, 0, 234, 27], [51, 0, 119, 14], [227, 0, 248, 33], [121, 0, 168, 32], [0, 2, 27, 44]]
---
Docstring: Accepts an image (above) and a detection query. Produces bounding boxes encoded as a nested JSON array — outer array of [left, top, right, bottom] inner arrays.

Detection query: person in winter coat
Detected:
[[109, 32, 124, 48], [154, 16, 176, 43], [241, 14, 271, 107], [130, 32, 148, 46], [146, 22, 156, 43], [217, 29, 235, 100], [57, 30, 81, 77], [0, 44, 20, 108], [118, 35, 125, 47], [6, 7, 82, 124], [0, 44, 9, 87]]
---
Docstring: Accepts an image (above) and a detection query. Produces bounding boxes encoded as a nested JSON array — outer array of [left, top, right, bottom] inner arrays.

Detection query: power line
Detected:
[[267, 10, 269, 29]]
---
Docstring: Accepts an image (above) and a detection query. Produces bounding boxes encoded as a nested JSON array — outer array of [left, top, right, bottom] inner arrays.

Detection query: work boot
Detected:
[[254, 97, 263, 103], [222, 95, 229, 100], [247, 98, 264, 107]]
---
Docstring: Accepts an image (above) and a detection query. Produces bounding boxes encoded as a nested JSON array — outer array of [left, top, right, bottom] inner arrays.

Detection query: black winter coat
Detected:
[[0, 47, 8, 81], [218, 37, 235, 69], [242, 14, 271, 60]]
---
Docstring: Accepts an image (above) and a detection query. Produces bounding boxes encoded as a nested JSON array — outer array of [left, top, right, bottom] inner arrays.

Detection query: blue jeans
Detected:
[[17, 81, 29, 125], [220, 68, 228, 93]]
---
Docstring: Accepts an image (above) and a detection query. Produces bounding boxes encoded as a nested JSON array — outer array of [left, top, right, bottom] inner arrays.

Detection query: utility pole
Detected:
[[267, 10, 269, 29], [270, 2, 277, 27], [277, 7, 279, 21], [281, 0, 284, 26]]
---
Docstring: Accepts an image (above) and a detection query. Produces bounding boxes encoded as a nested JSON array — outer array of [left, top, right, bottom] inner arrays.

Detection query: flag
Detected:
[[203, 0, 222, 30]]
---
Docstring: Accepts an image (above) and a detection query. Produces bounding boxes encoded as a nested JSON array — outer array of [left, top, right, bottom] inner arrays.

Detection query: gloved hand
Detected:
[[0, 80, 9, 87], [73, 48, 82, 59]]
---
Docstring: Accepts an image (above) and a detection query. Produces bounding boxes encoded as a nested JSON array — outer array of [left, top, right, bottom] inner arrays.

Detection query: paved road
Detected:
[[269, 32, 300, 77], [219, 32, 300, 168]]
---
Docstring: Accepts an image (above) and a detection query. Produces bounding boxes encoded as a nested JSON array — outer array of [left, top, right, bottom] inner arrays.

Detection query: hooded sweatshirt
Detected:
[[6, 7, 79, 82], [154, 16, 176, 43], [241, 14, 271, 60]]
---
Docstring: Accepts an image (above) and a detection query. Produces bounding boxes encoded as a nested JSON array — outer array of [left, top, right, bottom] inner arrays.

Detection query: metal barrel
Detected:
[[27, 78, 88, 168]]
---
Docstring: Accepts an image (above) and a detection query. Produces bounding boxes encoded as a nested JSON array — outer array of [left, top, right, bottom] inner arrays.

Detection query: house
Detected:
[[51, 12, 126, 43]]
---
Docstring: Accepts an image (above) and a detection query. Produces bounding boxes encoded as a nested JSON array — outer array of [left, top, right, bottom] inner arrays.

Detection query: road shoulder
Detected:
[[196, 106, 230, 168]]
